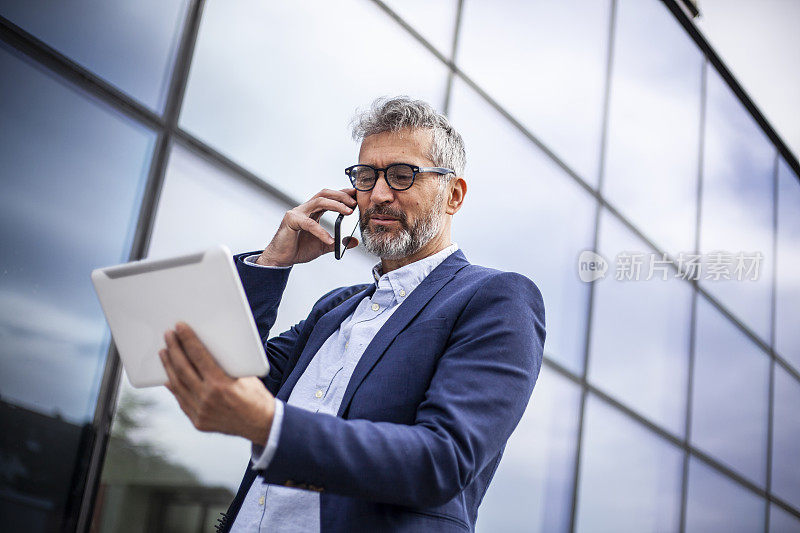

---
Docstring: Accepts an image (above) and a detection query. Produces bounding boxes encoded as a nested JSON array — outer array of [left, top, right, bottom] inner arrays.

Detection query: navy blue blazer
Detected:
[[218, 248, 546, 532]]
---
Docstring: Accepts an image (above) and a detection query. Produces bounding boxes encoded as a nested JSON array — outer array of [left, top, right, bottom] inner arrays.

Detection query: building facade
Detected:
[[0, 0, 798, 531]]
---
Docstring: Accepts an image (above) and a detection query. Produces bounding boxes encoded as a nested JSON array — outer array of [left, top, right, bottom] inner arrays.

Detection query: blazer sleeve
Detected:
[[233, 250, 345, 396], [254, 270, 546, 508]]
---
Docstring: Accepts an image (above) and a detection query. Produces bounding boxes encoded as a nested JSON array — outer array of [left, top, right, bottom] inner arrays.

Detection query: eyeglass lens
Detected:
[[351, 164, 415, 190]]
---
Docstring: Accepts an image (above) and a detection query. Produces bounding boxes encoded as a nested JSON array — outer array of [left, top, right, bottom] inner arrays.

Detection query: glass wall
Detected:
[[457, 0, 612, 186], [691, 296, 770, 487], [589, 210, 692, 438], [574, 395, 683, 532], [1, 0, 799, 530], [684, 457, 765, 532], [0, 0, 189, 112], [0, 42, 154, 530], [698, 67, 775, 344], [179, 0, 449, 201], [775, 157, 800, 372], [602, 0, 703, 257]]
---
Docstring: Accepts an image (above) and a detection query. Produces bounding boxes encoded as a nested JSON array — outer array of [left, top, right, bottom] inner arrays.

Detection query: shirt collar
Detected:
[[370, 242, 459, 298]]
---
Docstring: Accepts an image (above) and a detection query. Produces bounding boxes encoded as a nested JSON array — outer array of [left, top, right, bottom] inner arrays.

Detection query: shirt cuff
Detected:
[[244, 254, 292, 269], [250, 399, 284, 470]]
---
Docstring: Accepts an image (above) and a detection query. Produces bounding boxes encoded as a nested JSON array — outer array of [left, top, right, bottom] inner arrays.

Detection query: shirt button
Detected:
[[345, 341, 349, 348], [399, 289, 406, 297], [315, 389, 323, 398], [371, 303, 380, 311], [258, 496, 265, 506]]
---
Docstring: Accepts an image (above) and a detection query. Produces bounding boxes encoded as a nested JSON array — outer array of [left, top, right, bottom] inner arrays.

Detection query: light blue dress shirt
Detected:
[[230, 243, 459, 532]]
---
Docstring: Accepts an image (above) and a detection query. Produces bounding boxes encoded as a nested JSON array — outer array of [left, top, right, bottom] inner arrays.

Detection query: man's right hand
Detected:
[[256, 188, 360, 267]]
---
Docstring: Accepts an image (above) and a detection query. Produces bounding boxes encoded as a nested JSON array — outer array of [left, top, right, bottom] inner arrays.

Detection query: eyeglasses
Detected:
[[344, 163, 454, 191]]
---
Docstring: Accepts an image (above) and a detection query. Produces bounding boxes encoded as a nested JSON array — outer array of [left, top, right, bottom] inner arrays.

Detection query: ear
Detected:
[[445, 177, 466, 215]]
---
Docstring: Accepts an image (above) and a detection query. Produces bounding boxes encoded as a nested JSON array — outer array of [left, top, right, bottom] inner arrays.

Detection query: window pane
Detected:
[[685, 457, 765, 533], [602, 0, 703, 256], [588, 210, 692, 436], [477, 371, 580, 533], [457, 0, 611, 186], [448, 78, 595, 374], [575, 396, 683, 532], [776, 158, 800, 372], [0, 43, 154, 530], [180, 0, 449, 201], [699, 67, 775, 343], [691, 296, 769, 486], [381, 0, 458, 57], [772, 365, 800, 511], [0, 0, 189, 112], [91, 143, 376, 532], [163, 502, 203, 533], [770, 504, 800, 533]]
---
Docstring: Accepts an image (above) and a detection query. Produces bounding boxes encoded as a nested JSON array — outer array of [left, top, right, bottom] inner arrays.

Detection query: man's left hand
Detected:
[[159, 322, 275, 446]]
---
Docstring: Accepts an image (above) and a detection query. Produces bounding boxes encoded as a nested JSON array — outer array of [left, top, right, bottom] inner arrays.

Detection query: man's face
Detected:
[[356, 128, 449, 260]]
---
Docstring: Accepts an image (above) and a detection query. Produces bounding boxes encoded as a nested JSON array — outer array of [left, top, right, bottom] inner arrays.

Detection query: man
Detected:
[[159, 96, 546, 532]]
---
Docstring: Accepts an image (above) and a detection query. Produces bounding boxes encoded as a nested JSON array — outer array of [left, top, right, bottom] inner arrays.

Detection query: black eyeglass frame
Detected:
[[344, 163, 455, 191]]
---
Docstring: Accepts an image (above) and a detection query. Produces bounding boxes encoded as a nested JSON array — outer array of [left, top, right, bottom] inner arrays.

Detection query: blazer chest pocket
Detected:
[[392, 317, 451, 360], [350, 317, 452, 421], [389, 317, 451, 382], [399, 317, 450, 335]]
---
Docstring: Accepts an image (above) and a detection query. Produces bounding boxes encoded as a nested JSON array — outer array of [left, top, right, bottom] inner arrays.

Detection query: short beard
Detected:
[[359, 182, 448, 260]]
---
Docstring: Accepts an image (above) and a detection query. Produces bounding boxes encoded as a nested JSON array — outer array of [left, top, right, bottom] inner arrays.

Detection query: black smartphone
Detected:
[[335, 212, 359, 260]]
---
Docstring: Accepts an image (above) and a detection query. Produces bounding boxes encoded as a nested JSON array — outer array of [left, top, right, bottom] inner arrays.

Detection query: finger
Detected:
[[174, 322, 228, 381], [313, 188, 358, 208], [160, 348, 191, 397], [160, 349, 198, 412], [164, 329, 204, 389], [305, 196, 355, 219], [343, 236, 359, 249], [293, 214, 335, 246], [164, 372, 197, 423]]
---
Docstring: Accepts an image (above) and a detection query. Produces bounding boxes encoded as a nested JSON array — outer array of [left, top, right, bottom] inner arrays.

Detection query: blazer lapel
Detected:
[[276, 284, 375, 401], [336, 249, 470, 417]]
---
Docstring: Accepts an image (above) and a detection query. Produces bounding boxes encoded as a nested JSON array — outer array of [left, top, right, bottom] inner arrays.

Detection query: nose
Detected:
[[369, 170, 396, 204]]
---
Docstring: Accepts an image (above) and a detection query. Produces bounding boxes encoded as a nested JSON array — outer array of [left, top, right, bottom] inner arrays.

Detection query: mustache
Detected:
[[364, 206, 406, 224]]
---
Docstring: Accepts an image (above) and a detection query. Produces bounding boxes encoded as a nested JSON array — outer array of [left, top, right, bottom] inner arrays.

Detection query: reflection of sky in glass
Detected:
[[477, 371, 579, 533], [772, 365, 800, 511], [575, 395, 683, 532], [699, 67, 775, 343], [602, 0, 702, 257], [691, 296, 769, 487], [180, 0, 449, 202], [775, 158, 800, 372], [381, 0, 458, 58], [447, 77, 595, 375], [0, 0, 188, 112], [685, 457, 765, 533], [105, 143, 376, 492], [589, 210, 692, 437], [0, 43, 154, 423], [770, 504, 800, 533], [457, 0, 611, 186]]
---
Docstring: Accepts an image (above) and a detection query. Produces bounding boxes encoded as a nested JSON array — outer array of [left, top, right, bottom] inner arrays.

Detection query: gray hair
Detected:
[[351, 96, 466, 178]]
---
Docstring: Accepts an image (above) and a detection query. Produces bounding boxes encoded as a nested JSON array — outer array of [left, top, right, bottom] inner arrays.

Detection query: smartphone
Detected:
[[335, 212, 359, 260]]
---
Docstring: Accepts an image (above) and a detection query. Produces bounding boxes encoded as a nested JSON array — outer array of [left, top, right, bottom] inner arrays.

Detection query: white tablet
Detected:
[[91, 244, 269, 388]]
